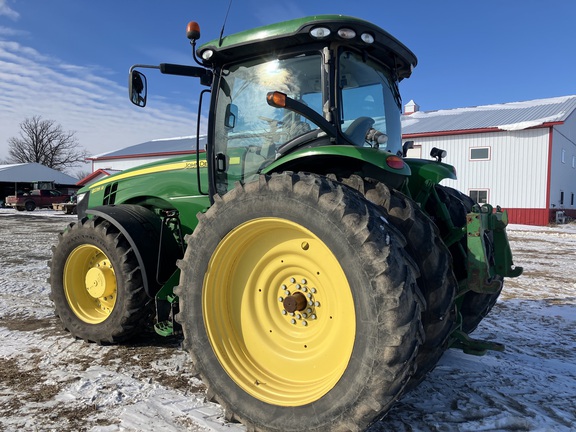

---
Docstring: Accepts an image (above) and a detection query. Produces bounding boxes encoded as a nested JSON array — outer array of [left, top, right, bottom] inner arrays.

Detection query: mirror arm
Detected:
[[160, 64, 212, 86], [130, 64, 161, 73]]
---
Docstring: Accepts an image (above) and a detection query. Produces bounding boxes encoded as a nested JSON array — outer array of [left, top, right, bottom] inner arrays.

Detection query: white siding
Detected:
[[551, 110, 576, 210], [407, 129, 550, 209]]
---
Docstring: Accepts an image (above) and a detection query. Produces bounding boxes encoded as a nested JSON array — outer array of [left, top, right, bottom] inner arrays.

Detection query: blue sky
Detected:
[[1, 0, 575, 171]]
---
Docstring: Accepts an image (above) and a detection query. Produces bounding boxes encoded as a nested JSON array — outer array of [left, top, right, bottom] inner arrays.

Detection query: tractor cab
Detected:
[[130, 15, 417, 196], [209, 49, 404, 192]]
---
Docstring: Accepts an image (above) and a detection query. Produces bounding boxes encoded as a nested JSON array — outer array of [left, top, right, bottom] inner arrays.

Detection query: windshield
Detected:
[[214, 53, 323, 184], [339, 50, 402, 154]]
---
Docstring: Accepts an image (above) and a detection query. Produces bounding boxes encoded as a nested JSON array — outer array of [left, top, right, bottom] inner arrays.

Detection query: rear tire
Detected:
[[25, 200, 36, 211], [176, 172, 423, 431], [49, 217, 151, 343], [431, 186, 502, 333], [336, 175, 456, 388]]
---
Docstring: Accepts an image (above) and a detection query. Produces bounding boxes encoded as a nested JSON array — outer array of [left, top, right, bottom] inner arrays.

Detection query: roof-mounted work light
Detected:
[[430, 147, 447, 162]]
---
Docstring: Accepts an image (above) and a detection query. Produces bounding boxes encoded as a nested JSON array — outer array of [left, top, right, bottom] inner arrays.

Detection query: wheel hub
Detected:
[[282, 292, 306, 313], [85, 266, 116, 299], [64, 244, 118, 324], [278, 277, 320, 326]]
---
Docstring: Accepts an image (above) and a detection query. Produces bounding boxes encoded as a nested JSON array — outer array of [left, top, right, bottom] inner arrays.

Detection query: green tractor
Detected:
[[49, 15, 522, 431]]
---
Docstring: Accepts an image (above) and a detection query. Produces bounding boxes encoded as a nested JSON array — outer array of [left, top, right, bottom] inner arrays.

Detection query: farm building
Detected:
[[85, 95, 576, 226], [402, 95, 576, 225], [0, 163, 79, 206]]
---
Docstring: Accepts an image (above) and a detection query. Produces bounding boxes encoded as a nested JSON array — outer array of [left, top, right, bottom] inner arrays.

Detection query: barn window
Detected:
[[469, 189, 488, 204], [561, 149, 566, 163], [469, 147, 490, 161], [560, 191, 564, 206], [405, 144, 422, 158], [572, 155, 575, 168], [571, 193, 574, 206]]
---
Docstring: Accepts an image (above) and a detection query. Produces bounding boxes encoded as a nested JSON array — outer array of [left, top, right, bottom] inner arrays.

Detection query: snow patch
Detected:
[[498, 113, 566, 131], [1, 210, 575, 431]]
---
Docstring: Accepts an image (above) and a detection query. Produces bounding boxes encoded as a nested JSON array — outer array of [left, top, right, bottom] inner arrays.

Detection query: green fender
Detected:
[[403, 158, 457, 192], [262, 145, 411, 180]]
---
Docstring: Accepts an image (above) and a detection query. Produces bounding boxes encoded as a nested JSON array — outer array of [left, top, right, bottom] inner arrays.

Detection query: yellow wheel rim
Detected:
[[63, 244, 117, 324], [203, 217, 356, 406]]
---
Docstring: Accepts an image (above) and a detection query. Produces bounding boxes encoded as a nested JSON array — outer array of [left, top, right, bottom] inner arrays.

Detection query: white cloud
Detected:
[[0, 0, 18, 20], [0, 39, 204, 162], [0, 25, 24, 36]]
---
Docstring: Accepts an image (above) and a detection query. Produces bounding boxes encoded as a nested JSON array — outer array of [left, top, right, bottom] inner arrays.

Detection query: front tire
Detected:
[[176, 172, 423, 431], [49, 217, 151, 343]]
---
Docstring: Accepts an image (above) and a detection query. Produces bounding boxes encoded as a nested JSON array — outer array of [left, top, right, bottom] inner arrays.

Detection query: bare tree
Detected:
[[74, 169, 92, 180], [7, 116, 89, 171]]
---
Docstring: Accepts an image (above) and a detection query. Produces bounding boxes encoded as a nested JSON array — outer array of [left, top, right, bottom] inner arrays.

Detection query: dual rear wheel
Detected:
[[336, 175, 457, 388]]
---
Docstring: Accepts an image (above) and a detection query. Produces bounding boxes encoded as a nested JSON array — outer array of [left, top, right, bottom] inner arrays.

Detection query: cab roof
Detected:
[[198, 15, 417, 80]]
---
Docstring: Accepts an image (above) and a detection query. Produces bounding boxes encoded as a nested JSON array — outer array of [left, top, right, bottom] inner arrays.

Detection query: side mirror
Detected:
[[129, 70, 147, 107], [225, 104, 238, 128]]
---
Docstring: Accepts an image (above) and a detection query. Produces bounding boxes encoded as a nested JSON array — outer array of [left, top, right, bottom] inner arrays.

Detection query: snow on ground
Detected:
[[1, 208, 575, 431]]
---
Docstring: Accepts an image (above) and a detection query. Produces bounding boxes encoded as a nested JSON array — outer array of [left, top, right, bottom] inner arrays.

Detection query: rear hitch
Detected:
[[451, 329, 505, 356], [466, 204, 523, 295]]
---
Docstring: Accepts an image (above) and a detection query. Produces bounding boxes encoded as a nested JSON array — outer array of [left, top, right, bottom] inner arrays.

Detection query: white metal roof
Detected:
[[0, 163, 79, 184], [89, 136, 206, 160], [401, 95, 576, 135]]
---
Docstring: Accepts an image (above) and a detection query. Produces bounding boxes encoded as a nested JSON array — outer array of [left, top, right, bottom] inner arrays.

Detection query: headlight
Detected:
[[75, 191, 89, 219], [310, 27, 331, 39]]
